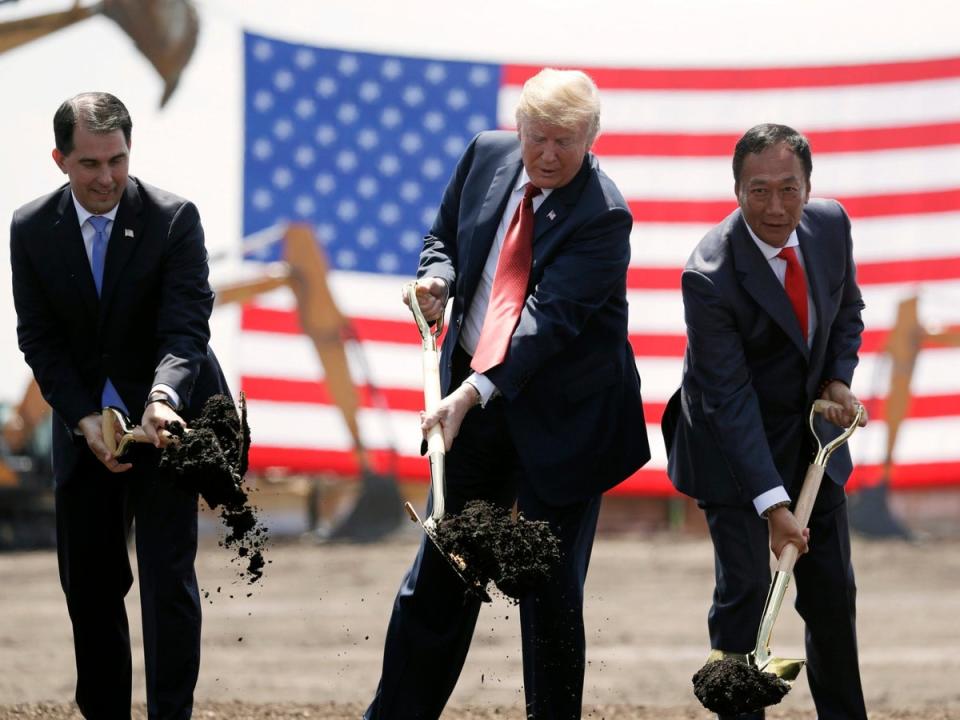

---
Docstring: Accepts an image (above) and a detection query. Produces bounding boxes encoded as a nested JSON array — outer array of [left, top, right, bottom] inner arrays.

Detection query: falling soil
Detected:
[[692, 657, 790, 715], [160, 393, 267, 584], [434, 500, 560, 602]]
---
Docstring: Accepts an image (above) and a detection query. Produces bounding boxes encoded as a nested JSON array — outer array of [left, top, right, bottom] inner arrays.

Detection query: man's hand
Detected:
[[768, 506, 810, 559], [78, 412, 133, 473], [402, 277, 447, 323], [420, 382, 479, 451], [141, 401, 184, 448], [820, 380, 868, 428]]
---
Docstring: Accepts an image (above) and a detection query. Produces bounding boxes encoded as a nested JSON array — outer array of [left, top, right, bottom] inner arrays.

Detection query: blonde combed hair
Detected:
[[515, 68, 601, 146]]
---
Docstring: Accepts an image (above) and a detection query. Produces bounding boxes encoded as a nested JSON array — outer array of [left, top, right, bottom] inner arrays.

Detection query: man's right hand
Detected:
[[768, 506, 809, 559], [77, 413, 133, 473], [402, 277, 447, 323]]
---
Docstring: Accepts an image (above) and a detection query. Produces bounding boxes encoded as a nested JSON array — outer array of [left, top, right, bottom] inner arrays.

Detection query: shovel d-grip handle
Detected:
[[101, 406, 179, 458], [404, 281, 447, 526], [777, 399, 865, 574]]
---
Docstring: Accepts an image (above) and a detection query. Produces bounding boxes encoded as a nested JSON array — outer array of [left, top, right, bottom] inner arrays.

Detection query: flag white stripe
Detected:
[[245, 398, 960, 470], [603, 146, 960, 200], [630, 214, 960, 266]]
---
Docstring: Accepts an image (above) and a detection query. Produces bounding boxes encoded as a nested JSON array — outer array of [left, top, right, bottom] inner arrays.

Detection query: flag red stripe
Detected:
[[503, 57, 960, 90], [246, 445, 960, 494], [241, 374, 960, 424], [625, 257, 960, 289], [627, 189, 960, 223], [592, 122, 960, 157]]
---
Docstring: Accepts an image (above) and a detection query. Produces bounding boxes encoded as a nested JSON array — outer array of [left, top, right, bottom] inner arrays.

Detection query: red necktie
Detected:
[[777, 246, 808, 343], [471, 183, 542, 373]]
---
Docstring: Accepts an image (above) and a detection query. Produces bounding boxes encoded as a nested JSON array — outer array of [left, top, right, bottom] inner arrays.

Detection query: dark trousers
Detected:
[[702, 480, 867, 720], [55, 445, 201, 720], [365, 346, 603, 720]]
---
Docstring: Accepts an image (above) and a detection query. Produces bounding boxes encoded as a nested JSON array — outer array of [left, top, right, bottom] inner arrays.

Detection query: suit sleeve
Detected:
[[820, 205, 864, 387], [10, 211, 100, 429], [485, 204, 633, 400], [418, 135, 481, 292], [680, 269, 784, 499], [151, 201, 215, 408]]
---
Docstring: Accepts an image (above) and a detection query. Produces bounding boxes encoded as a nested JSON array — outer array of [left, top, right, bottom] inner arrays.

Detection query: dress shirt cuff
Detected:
[[753, 486, 791, 518], [465, 372, 498, 407], [151, 383, 181, 411]]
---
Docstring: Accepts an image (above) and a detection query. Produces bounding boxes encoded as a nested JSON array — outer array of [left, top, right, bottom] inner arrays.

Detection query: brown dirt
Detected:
[[1, 520, 958, 719]]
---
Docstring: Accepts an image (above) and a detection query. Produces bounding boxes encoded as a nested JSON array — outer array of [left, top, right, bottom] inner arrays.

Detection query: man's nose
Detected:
[[96, 165, 113, 185], [542, 142, 557, 162], [767, 191, 784, 213]]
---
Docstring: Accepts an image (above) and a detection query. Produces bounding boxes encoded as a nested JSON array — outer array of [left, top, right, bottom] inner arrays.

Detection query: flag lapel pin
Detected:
[[124, 228, 134, 238]]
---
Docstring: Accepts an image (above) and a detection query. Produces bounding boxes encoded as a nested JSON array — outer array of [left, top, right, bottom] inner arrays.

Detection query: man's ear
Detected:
[[803, 180, 811, 204], [52, 148, 67, 173], [734, 182, 741, 201]]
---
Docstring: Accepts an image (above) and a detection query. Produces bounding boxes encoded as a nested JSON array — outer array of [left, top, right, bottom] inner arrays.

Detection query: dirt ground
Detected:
[[1, 501, 959, 719]]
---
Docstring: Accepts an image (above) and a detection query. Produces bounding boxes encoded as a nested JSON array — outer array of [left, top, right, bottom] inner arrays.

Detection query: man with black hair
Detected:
[[10, 91, 228, 719], [663, 123, 869, 720]]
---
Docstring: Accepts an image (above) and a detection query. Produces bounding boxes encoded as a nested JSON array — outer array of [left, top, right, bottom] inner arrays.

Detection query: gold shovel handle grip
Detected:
[[101, 407, 178, 458], [776, 399, 864, 573]]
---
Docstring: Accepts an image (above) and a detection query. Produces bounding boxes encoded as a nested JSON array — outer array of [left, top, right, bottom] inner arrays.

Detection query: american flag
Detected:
[[241, 31, 960, 494]]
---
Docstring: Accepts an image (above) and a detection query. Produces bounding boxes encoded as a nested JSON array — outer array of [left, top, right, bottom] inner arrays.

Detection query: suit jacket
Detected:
[[663, 199, 864, 505], [11, 177, 228, 483], [419, 131, 650, 504]]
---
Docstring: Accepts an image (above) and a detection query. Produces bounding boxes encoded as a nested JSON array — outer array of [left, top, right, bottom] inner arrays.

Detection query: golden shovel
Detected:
[[708, 398, 866, 681], [403, 282, 490, 601], [101, 406, 177, 457]]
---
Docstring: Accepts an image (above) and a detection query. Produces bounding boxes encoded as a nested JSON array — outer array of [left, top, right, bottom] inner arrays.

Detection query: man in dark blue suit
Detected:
[[10, 92, 228, 719], [365, 69, 650, 720], [662, 124, 868, 720]]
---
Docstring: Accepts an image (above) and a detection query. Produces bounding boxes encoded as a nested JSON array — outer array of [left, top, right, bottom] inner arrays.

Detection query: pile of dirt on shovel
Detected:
[[434, 499, 560, 602], [161, 393, 267, 585], [692, 657, 790, 715]]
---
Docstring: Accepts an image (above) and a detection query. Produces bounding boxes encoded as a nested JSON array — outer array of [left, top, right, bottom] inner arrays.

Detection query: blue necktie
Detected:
[[88, 216, 128, 414]]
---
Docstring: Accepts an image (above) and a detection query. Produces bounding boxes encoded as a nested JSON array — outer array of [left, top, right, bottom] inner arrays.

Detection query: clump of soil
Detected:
[[161, 393, 267, 584], [692, 657, 790, 714], [434, 500, 560, 602]]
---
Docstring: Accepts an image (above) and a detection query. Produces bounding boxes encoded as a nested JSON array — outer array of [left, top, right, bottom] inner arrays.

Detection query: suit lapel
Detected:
[[52, 188, 99, 319], [797, 212, 830, 367], [532, 154, 591, 244], [99, 179, 145, 316], [731, 213, 809, 359]]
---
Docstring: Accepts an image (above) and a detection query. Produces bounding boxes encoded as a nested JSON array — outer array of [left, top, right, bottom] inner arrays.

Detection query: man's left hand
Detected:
[[420, 382, 479, 451], [141, 401, 185, 448], [820, 380, 868, 428]]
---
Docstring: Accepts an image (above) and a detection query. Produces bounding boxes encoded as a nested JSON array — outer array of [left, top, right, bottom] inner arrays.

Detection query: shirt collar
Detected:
[[515, 168, 554, 200], [72, 191, 119, 229], [743, 219, 799, 261]]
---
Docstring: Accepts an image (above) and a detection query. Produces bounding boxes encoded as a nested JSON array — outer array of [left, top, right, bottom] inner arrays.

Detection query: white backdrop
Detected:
[[1, 0, 957, 404]]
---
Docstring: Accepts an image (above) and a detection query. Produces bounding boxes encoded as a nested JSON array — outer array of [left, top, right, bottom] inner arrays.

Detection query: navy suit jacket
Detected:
[[663, 199, 864, 505], [419, 131, 650, 505], [11, 177, 228, 483]]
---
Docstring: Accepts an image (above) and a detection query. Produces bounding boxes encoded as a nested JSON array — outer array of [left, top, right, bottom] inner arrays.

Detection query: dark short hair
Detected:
[[732, 123, 812, 186], [54, 92, 132, 155]]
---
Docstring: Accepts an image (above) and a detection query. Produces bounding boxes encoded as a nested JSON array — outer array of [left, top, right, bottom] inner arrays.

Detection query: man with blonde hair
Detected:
[[365, 68, 650, 719]]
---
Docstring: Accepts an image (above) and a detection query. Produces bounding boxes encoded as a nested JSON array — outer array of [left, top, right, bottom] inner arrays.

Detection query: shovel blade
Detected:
[[403, 502, 491, 602], [707, 649, 805, 682]]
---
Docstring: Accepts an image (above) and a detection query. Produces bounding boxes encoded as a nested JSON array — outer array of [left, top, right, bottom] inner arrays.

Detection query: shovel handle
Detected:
[[101, 410, 151, 456], [776, 399, 863, 573], [422, 345, 445, 456], [775, 462, 824, 573]]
